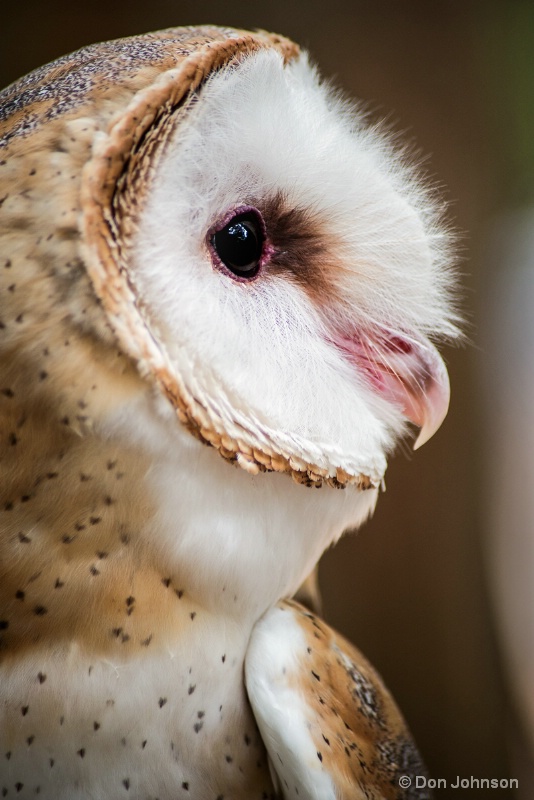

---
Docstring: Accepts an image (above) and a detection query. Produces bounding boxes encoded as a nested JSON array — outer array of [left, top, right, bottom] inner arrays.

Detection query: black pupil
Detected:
[[212, 212, 263, 277]]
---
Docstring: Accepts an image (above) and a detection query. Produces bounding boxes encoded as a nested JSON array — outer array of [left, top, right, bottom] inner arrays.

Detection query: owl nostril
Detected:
[[386, 336, 413, 355], [210, 208, 265, 280]]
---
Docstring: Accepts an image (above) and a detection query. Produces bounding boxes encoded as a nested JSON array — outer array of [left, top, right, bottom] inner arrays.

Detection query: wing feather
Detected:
[[245, 600, 433, 800]]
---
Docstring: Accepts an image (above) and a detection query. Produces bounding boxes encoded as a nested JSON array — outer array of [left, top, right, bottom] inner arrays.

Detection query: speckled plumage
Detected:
[[0, 25, 455, 799], [247, 601, 432, 800]]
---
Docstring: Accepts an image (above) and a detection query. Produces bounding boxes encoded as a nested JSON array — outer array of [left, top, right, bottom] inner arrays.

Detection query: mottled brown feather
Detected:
[[284, 600, 432, 800]]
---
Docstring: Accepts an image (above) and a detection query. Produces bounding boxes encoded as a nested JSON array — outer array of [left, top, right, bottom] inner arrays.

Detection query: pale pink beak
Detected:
[[332, 328, 450, 449]]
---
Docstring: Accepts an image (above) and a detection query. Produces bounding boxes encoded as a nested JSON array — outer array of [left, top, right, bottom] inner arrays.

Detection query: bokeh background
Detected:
[[2, 1, 532, 797]]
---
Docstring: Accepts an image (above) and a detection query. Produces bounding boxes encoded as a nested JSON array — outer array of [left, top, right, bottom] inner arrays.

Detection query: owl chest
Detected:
[[0, 624, 277, 800]]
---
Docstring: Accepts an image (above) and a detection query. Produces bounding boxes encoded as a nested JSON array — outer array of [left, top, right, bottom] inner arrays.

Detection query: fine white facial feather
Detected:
[[130, 49, 459, 484]]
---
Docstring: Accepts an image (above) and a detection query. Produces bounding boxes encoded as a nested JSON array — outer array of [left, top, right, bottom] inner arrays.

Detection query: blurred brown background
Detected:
[[1, 1, 531, 797]]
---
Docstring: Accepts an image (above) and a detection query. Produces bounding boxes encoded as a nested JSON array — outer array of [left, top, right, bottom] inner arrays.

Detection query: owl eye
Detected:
[[211, 210, 264, 279]]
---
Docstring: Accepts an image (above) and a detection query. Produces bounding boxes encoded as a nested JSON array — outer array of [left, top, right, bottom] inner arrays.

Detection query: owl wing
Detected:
[[245, 600, 432, 800]]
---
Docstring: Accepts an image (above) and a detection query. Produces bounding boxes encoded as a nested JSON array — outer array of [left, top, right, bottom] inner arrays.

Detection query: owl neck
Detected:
[[96, 390, 377, 627], [1, 382, 375, 661]]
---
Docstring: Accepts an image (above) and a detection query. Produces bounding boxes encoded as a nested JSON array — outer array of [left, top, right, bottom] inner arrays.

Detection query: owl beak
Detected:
[[399, 338, 450, 449], [333, 329, 450, 449]]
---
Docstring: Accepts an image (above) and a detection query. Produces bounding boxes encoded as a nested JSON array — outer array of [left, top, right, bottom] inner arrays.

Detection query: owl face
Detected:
[[127, 50, 457, 487]]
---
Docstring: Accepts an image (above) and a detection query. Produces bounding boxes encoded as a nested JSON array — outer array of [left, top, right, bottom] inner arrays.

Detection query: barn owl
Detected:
[[0, 25, 458, 800]]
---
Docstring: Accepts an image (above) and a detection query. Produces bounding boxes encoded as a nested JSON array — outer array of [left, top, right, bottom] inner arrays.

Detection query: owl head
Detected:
[[89, 36, 457, 485], [1, 24, 458, 510]]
